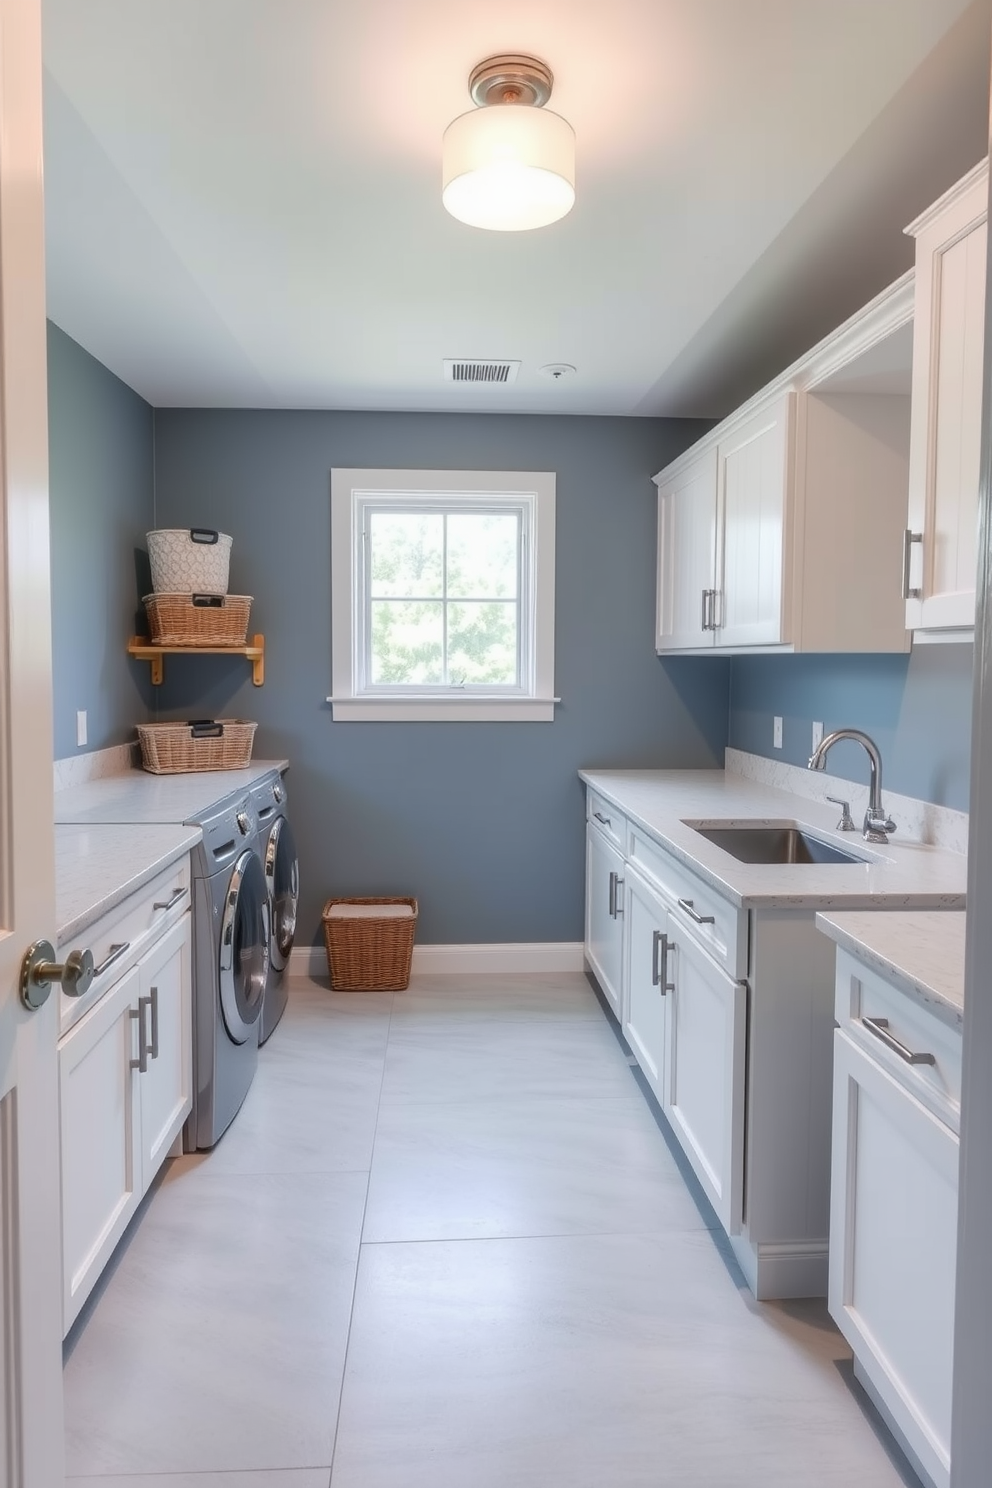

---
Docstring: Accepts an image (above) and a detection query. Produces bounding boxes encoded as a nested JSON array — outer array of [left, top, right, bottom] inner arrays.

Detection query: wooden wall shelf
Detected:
[[127, 634, 265, 687]]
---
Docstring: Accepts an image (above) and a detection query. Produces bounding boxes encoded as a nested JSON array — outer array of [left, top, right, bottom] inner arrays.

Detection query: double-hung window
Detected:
[[330, 469, 556, 721]]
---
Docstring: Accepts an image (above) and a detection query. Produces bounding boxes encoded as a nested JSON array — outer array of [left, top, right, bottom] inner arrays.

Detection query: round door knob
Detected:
[[19, 941, 95, 1010]]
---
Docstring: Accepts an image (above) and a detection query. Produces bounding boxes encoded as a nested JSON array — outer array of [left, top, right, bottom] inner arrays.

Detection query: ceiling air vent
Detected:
[[443, 358, 521, 385]]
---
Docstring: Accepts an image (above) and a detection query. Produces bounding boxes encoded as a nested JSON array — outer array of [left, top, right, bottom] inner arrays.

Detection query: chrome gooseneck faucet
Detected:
[[807, 729, 896, 844]]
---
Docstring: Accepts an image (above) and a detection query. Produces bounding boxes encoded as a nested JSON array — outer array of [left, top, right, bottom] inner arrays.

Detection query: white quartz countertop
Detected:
[[56, 822, 202, 946], [579, 770, 967, 911], [815, 910, 966, 1028], [53, 760, 288, 825]]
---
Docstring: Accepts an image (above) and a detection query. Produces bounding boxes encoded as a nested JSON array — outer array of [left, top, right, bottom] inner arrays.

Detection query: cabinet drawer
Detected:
[[627, 826, 747, 979], [586, 790, 626, 851], [834, 949, 961, 1126], [58, 856, 191, 1038]]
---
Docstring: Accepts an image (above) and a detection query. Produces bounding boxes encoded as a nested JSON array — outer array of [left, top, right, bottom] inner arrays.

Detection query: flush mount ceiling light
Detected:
[[442, 54, 575, 231]]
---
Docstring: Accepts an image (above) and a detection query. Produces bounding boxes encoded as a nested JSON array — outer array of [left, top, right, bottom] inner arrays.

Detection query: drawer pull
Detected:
[[130, 997, 151, 1074], [154, 887, 187, 913], [862, 1015, 936, 1067], [652, 930, 675, 994], [94, 941, 130, 977], [593, 811, 612, 827], [677, 897, 715, 926]]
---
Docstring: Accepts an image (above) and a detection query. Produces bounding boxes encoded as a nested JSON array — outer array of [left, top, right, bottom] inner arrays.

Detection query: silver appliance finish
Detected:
[[185, 790, 269, 1149], [808, 727, 897, 843], [251, 769, 299, 1044]]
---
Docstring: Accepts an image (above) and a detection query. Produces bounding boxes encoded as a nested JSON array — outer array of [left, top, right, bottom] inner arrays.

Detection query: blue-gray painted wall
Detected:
[[151, 410, 729, 945], [48, 323, 155, 757], [728, 647, 974, 811]]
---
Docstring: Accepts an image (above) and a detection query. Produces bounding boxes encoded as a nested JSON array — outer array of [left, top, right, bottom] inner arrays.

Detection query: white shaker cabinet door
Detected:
[[656, 447, 718, 651], [137, 914, 193, 1190], [585, 825, 625, 1018], [829, 1029, 957, 1488], [59, 965, 142, 1334], [664, 925, 746, 1233], [622, 868, 670, 1102], [715, 394, 794, 649], [906, 164, 987, 633]]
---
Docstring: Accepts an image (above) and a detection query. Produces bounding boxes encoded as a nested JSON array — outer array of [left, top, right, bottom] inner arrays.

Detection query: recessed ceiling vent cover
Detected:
[[443, 359, 521, 385]]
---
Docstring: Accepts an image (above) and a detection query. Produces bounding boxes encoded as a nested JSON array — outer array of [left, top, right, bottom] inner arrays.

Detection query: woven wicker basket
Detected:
[[143, 593, 253, 646], [136, 719, 257, 774], [321, 897, 418, 991]]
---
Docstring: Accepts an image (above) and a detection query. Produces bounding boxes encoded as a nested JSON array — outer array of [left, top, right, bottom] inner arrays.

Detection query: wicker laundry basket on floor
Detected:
[[322, 897, 418, 990]]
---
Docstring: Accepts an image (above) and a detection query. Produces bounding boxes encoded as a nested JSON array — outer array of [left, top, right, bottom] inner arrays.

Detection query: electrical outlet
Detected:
[[76, 710, 87, 748], [812, 720, 824, 751], [773, 716, 783, 750]]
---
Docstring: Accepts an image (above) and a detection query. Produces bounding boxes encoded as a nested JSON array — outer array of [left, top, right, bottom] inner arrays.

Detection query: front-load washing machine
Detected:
[[251, 769, 299, 1043], [186, 790, 269, 1148]]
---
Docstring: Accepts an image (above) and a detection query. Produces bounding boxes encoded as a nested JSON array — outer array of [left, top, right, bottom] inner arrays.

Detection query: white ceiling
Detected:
[[41, 0, 991, 417]]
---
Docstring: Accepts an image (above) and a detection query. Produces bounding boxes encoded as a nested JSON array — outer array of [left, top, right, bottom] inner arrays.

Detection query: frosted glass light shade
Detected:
[[442, 105, 575, 231]]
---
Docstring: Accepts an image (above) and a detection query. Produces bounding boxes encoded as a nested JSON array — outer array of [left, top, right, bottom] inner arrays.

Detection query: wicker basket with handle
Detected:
[[321, 898, 418, 990], [143, 593, 253, 646], [136, 719, 257, 774]]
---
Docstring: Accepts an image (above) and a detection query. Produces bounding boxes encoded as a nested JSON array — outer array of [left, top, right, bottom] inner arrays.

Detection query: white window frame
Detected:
[[330, 468, 557, 722]]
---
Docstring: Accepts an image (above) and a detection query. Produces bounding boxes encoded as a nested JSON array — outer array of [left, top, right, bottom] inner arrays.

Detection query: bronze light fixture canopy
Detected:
[[442, 54, 576, 231]]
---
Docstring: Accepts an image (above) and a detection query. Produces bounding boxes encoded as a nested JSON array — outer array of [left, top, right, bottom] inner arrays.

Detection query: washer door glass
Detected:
[[219, 849, 268, 1042], [265, 816, 299, 972]]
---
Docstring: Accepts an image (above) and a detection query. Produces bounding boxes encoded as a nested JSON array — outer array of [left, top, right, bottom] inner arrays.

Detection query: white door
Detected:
[[830, 1029, 958, 1488], [715, 394, 794, 649], [622, 868, 670, 1101], [0, 0, 66, 1478], [655, 448, 718, 651], [664, 926, 747, 1234], [906, 173, 987, 633], [584, 826, 625, 1019]]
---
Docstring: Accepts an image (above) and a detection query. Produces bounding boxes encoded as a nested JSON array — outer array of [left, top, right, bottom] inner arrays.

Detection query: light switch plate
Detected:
[[812, 720, 824, 751], [773, 715, 783, 749], [76, 710, 87, 748]]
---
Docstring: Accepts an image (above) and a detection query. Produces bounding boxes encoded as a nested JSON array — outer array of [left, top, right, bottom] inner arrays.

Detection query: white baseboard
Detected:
[[729, 1234, 829, 1301], [288, 941, 585, 980]]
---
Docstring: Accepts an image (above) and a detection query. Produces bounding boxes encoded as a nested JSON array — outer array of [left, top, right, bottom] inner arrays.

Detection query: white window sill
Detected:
[[327, 695, 560, 723]]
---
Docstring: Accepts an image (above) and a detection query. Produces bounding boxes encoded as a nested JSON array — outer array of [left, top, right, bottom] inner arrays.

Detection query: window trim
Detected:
[[330, 468, 557, 722]]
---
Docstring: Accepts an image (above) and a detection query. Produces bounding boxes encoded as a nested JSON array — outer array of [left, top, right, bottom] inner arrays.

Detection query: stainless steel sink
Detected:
[[691, 825, 868, 866]]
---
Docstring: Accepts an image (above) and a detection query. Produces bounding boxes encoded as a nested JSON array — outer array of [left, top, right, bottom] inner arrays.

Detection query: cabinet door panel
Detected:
[[137, 915, 192, 1189], [829, 1030, 957, 1488], [623, 870, 669, 1101], [716, 396, 792, 648], [585, 826, 625, 1018], [656, 448, 717, 651], [59, 967, 141, 1334], [665, 929, 746, 1233]]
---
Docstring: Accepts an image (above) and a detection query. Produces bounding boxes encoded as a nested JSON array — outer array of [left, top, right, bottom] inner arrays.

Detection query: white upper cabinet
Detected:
[[656, 447, 718, 650], [716, 394, 792, 648], [654, 276, 914, 656], [905, 159, 988, 635]]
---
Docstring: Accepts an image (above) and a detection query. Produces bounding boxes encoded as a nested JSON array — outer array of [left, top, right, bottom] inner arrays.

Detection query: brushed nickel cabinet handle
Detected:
[[593, 811, 612, 827], [677, 897, 715, 926], [652, 930, 675, 993], [862, 1015, 935, 1066], [902, 529, 923, 601], [94, 941, 130, 977], [130, 997, 151, 1074], [148, 984, 160, 1061], [154, 886, 186, 913]]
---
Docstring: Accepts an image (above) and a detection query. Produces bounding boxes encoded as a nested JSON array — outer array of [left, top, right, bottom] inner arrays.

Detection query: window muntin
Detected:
[[362, 502, 527, 693]]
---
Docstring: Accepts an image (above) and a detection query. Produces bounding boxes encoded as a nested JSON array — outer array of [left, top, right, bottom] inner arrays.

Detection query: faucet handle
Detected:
[[825, 796, 856, 832]]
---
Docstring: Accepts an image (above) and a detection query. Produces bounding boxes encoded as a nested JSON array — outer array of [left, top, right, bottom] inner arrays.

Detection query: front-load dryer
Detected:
[[186, 791, 269, 1148], [251, 769, 299, 1044]]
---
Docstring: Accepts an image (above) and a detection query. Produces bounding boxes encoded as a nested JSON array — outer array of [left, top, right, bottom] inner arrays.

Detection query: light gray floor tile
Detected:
[[379, 1017, 634, 1106], [67, 1473, 330, 1487], [363, 1094, 714, 1241], [287, 978, 395, 1021], [64, 1171, 366, 1476], [390, 972, 602, 1025], [329, 1231, 908, 1488]]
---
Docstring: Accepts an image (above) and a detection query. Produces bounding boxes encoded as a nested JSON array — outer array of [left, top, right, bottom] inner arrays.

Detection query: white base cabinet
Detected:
[[59, 907, 192, 1335], [584, 787, 830, 1297], [828, 949, 961, 1488]]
